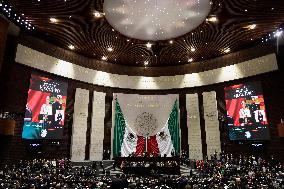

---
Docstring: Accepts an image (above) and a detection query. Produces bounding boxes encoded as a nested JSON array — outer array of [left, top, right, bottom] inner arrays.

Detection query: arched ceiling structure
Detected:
[[1, 0, 284, 67]]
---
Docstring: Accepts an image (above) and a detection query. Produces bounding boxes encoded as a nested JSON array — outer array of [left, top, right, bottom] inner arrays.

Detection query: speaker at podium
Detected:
[[0, 119, 16, 136]]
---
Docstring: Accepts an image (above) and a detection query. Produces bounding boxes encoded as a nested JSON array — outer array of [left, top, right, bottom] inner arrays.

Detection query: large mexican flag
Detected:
[[113, 98, 180, 157]]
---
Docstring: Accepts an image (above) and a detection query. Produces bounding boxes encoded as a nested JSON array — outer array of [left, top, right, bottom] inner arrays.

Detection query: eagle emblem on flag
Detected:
[[126, 133, 136, 143], [158, 131, 168, 141]]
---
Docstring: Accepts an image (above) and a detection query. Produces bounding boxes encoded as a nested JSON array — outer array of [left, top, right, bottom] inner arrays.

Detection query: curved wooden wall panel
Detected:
[[15, 44, 278, 90]]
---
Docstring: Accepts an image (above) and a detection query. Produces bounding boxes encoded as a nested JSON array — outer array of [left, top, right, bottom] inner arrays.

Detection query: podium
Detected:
[[0, 119, 16, 135], [277, 123, 284, 137], [116, 157, 180, 175]]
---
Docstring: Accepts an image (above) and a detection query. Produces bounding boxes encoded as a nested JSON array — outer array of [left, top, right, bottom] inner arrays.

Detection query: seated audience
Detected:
[[0, 153, 283, 188]]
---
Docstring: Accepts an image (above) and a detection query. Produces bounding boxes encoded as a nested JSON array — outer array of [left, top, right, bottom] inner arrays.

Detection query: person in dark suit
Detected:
[[110, 174, 124, 189], [120, 174, 129, 189], [24, 104, 32, 122], [51, 95, 63, 128]]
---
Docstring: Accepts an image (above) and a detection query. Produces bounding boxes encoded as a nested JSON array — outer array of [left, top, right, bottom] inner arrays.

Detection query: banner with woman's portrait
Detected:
[[225, 82, 270, 140], [22, 74, 68, 139]]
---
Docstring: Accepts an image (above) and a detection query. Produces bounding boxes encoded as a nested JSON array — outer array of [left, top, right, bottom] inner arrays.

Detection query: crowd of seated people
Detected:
[[193, 152, 284, 189], [0, 153, 283, 189]]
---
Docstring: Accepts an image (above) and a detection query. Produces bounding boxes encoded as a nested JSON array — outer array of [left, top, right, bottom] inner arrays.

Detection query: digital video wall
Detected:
[[22, 74, 68, 139], [224, 82, 270, 140]]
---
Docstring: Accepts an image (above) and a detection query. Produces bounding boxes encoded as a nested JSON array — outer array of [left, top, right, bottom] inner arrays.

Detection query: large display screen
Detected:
[[224, 82, 270, 140], [22, 75, 68, 139]]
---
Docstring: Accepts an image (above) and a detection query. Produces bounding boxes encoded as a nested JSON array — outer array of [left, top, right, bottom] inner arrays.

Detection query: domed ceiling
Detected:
[[1, 0, 284, 67]]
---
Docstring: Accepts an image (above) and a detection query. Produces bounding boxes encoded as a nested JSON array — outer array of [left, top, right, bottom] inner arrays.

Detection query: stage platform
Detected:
[[71, 160, 114, 167], [71, 160, 116, 175], [114, 157, 181, 175], [70, 158, 194, 176]]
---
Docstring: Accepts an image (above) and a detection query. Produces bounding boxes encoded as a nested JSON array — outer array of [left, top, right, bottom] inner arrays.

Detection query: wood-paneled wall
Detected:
[[0, 17, 9, 74]]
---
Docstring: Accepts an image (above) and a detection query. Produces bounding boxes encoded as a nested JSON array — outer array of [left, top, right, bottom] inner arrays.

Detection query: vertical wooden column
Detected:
[[0, 16, 9, 74]]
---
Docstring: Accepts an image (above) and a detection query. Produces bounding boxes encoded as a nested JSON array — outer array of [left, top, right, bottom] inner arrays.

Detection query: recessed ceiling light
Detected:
[[107, 47, 113, 52], [248, 24, 256, 30], [102, 56, 107, 60], [243, 24, 256, 30], [191, 47, 196, 52], [275, 31, 283, 37], [49, 17, 58, 23], [146, 42, 152, 48], [94, 12, 101, 17], [169, 40, 173, 44], [68, 45, 75, 50], [206, 16, 218, 22], [93, 11, 104, 18], [224, 48, 230, 53]]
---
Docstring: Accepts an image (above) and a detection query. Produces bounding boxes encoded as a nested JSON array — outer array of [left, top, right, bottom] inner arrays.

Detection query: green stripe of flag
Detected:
[[168, 100, 180, 154], [113, 99, 126, 157]]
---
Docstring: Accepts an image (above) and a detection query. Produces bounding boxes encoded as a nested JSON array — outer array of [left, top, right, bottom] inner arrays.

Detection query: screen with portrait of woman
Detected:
[[224, 82, 270, 140], [22, 74, 68, 139]]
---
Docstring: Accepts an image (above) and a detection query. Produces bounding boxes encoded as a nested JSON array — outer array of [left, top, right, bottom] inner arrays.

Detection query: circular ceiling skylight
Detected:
[[104, 0, 211, 41]]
